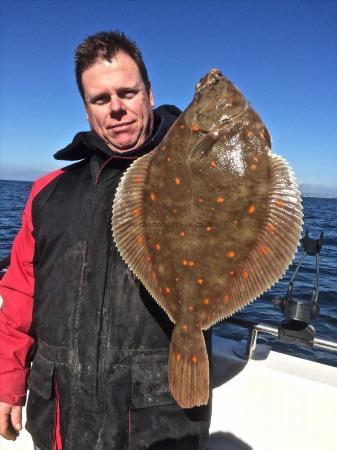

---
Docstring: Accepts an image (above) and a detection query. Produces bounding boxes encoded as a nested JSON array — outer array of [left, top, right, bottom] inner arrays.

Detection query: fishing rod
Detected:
[[272, 230, 324, 346], [229, 231, 337, 358]]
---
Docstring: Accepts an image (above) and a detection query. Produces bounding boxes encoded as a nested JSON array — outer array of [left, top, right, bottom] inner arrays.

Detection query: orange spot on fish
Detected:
[[226, 250, 236, 258], [206, 226, 212, 231], [155, 243, 161, 251], [182, 259, 188, 266], [197, 198, 204, 203], [180, 124, 185, 129], [134, 176, 143, 184], [175, 177, 181, 185], [173, 208, 178, 213], [167, 157, 171, 162], [229, 270, 235, 276], [216, 197, 225, 203], [176, 353, 182, 361], [191, 124, 200, 132], [223, 295, 230, 303], [161, 146, 167, 151], [175, 277, 179, 282], [248, 205, 256, 214], [192, 356, 198, 364], [210, 160, 217, 168], [164, 287, 171, 294], [137, 236, 144, 245], [267, 224, 277, 233], [275, 199, 284, 208], [180, 231, 186, 237], [242, 270, 249, 279], [233, 220, 239, 225], [188, 305, 194, 311], [182, 324, 188, 332], [188, 260, 195, 267], [259, 245, 269, 255], [250, 164, 257, 171], [196, 278, 204, 285], [150, 192, 156, 201], [203, 298, 210, 305], [132, 208, 141, 217]]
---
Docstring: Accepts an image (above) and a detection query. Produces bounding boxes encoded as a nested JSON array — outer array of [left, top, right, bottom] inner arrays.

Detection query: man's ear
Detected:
[[149, 88, 155, 108], [84, 103, 89, 121]]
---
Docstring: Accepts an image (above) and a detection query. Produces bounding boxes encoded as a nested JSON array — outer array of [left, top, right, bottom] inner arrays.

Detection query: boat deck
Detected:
[[1, 335, 336, 449], [209, 335, 337, 450]]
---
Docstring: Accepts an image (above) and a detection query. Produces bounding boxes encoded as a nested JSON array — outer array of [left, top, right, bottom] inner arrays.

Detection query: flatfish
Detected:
[[112, 69, 302, 408]]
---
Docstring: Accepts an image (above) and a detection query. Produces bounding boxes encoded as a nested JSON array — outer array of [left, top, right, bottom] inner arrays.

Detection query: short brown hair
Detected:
[[75, 30, 151, 100]]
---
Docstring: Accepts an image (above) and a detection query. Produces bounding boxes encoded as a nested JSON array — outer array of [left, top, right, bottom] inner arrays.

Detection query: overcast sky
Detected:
[[0, 0, 336, 186]]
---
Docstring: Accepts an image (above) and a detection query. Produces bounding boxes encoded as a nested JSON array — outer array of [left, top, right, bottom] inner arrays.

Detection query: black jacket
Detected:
[[25, 105, 211, 450]]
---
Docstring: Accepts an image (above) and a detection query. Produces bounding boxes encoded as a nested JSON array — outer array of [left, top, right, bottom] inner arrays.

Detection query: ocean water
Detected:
[[0, 179, 336, 367]]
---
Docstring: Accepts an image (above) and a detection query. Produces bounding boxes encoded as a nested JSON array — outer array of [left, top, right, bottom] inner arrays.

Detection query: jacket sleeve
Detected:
[[0, 170, 63, 406]]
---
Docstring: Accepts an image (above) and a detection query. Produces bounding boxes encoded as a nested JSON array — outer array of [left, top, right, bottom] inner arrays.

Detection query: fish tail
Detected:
[[168, 324, 209, 408]]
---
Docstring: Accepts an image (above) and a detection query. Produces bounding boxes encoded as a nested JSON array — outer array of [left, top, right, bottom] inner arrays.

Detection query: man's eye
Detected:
[[89, 95, 110, 105], [120, 90, 138, 99], [94, 97, 110, 105]]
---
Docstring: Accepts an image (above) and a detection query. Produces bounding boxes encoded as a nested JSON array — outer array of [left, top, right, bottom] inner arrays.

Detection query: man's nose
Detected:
[[109, 95, 125, 113]]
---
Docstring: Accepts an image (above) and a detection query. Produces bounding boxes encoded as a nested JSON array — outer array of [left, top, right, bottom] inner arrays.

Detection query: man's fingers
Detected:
[[11, 405, 22, 431], [0, 412, 17, 440], [0, 403, 21, 440]]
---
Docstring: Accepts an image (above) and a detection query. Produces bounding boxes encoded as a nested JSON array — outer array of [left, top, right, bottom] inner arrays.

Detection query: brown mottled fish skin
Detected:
[[112, 69, 303, 409]]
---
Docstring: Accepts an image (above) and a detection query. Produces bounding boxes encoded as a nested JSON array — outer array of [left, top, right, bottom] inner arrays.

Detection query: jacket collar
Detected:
[[54, 105, 181, 162]]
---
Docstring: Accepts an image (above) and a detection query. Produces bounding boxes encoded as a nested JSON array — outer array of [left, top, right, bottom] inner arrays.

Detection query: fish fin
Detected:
[[168, 324, 209, 408], [206, 154, 303, 326], [112, 150, 173, 320], [189, 130, 220, 162]]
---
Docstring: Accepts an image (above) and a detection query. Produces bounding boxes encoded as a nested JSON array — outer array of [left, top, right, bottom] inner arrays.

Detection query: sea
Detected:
[[0, 179, 336, 367]]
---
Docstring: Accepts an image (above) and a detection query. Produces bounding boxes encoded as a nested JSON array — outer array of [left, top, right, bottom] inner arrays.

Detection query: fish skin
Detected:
[[112, 69, 303, 408]]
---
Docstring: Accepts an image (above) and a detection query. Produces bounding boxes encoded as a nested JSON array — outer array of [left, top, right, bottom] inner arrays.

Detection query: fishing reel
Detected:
[[273, 231, 324, 348]]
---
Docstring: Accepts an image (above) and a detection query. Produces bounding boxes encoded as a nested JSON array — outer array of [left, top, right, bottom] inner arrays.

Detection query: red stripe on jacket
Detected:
[[0, 169, 63, 406]]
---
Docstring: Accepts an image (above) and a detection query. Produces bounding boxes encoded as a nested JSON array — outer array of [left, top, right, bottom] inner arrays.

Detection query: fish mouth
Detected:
[[195, 69, 224, 93]]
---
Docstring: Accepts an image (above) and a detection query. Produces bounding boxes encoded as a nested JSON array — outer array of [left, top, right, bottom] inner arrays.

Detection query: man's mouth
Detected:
[[109, 121, 134, 131]]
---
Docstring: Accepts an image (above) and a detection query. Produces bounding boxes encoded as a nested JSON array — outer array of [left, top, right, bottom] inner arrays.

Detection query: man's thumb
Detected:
[[11, 406, 22, 431]]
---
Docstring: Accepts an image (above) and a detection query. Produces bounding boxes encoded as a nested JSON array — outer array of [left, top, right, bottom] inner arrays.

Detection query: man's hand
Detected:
[[0, 402, 22, 440]]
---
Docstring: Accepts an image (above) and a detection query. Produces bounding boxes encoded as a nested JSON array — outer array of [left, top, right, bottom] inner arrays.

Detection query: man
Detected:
[[0, 31, 211, 449]]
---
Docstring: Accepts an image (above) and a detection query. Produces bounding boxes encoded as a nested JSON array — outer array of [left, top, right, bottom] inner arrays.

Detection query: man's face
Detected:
[[82, 52, 154, 152]]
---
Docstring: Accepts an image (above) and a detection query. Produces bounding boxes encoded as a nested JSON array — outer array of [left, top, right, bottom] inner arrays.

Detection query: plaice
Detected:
[[112, 69, 303, 408]]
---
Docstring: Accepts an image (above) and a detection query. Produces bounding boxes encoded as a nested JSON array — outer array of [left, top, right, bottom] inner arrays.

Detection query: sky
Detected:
[[0, 0, 336, 186]]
